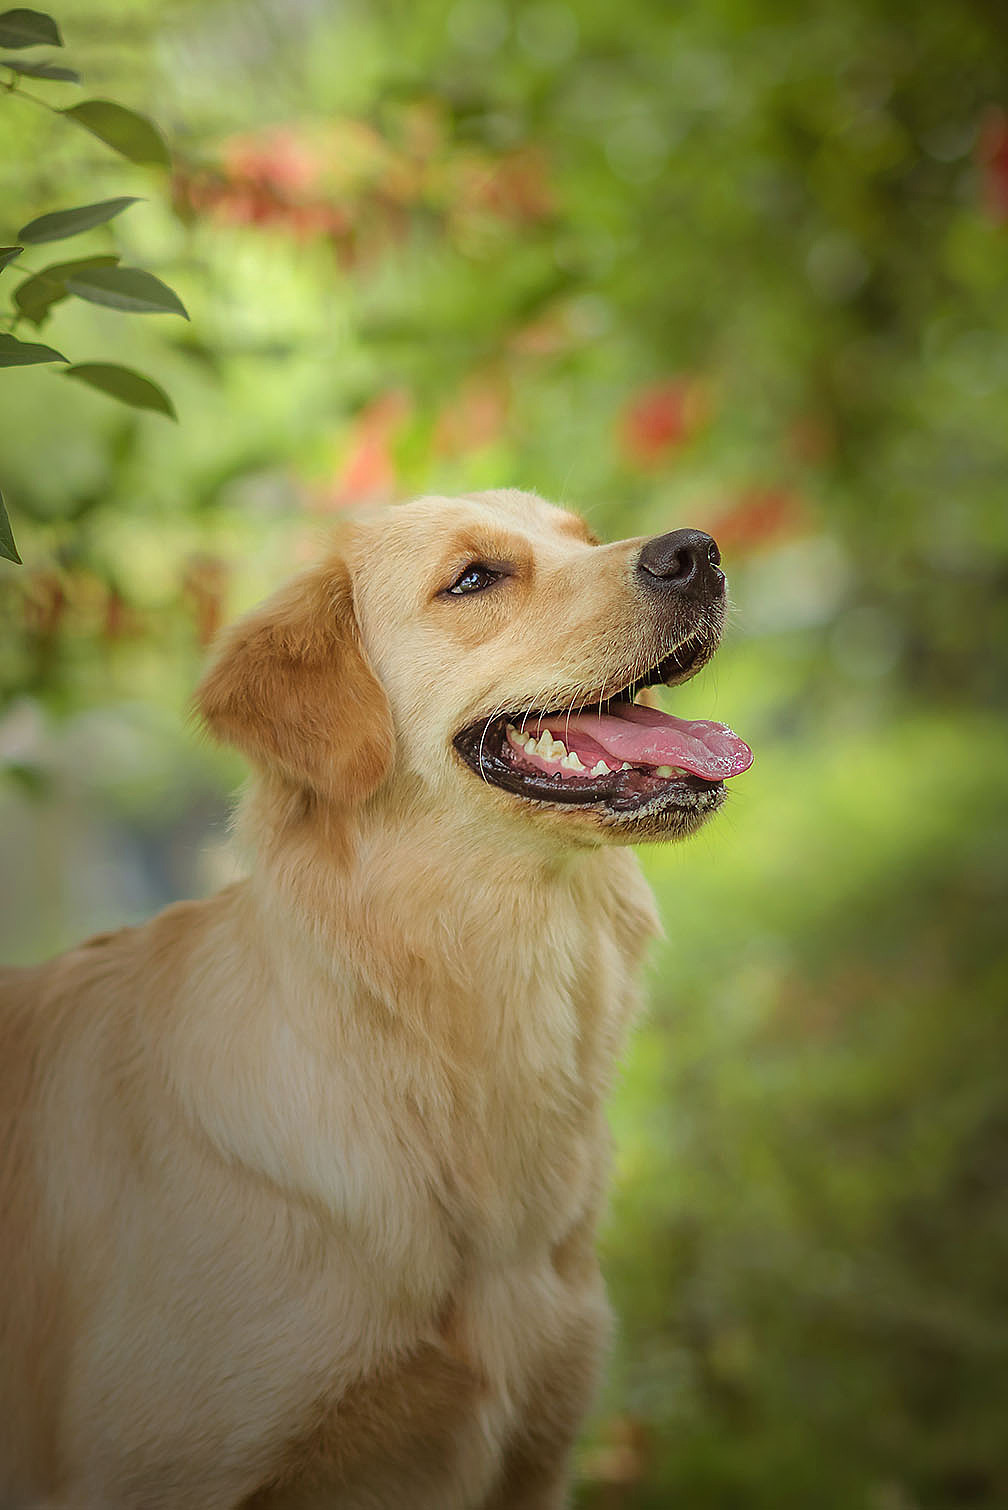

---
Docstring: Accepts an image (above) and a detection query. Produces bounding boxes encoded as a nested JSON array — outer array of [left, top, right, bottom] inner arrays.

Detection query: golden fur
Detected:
[[0, 489, 726, 1509]]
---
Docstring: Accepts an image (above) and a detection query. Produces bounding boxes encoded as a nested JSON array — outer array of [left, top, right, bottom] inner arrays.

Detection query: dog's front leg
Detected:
[[481, 1268, 611, 1510], [480, 1457, 575, 1510]]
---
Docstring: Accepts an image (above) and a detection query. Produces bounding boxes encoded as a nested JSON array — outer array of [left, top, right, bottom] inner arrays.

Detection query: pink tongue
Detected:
[[532, 702, 753, 781]]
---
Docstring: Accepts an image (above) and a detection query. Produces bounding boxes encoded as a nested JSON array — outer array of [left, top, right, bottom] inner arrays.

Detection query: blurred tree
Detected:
[[2, 0, 1006, 707]]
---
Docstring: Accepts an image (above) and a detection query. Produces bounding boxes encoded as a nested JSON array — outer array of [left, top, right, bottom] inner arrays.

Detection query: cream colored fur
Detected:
[[0, 490, 697, 1510]]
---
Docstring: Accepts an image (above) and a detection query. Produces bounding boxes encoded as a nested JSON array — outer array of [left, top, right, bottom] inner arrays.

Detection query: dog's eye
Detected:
[[446, 564, 502, 596]]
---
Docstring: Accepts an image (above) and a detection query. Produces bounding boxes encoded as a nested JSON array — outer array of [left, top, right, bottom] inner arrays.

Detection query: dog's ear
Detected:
[[196, 556, 393, 804]]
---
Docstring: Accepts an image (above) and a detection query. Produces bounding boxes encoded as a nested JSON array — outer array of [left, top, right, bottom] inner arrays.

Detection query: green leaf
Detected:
[[0, 55, 77, 79], [62, 362, 177, 419], [0, 245, 23, 272], [17, 197, 142, 245], [60, 100, 170, 167], [0, 489, 21, 564], [64, 265, 188, 318], [0, 331, 67, 365], [13, 254, 118, 325], [0, 8, 61, 48]]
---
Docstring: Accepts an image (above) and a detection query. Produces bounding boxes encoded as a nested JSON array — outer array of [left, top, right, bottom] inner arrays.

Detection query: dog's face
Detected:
[[198, 490, 751, 847]]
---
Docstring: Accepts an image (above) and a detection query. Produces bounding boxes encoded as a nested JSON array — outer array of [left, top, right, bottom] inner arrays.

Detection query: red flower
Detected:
[[978, 107, 1008, 222], [325, 391, 411, 507], [706, 488, 809, 554], [620, 380, 704, 466], [222, 129, 320, 197]]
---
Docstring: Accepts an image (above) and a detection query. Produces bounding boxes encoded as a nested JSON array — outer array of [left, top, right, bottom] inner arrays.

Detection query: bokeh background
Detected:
[[2, 1, 1007, 1504]]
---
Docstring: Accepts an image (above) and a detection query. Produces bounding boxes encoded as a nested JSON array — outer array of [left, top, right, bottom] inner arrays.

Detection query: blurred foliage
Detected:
[[0, 6, 184, 560], [1, 0, 1006, 1505]]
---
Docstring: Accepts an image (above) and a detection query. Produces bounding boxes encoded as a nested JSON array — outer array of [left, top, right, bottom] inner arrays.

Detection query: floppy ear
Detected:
[[196, 556, 394, 805]]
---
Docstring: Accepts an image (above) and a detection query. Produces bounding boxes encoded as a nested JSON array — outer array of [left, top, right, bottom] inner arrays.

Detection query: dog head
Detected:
[[197, 490, 751, 845]]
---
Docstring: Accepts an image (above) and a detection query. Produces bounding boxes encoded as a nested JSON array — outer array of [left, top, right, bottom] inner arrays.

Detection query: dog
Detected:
[[0, 489, 751, 1509]]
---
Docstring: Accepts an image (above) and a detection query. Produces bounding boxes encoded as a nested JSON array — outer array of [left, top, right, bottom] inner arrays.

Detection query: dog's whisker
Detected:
[[517, 680, 562, 735], [477, 699, 512, 778], [563, 681, 593, 745]]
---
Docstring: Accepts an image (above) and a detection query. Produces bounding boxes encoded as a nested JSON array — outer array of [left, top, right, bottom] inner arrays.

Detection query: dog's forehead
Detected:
[[461, 489, 596, 542], [351, 490, 596, 563]]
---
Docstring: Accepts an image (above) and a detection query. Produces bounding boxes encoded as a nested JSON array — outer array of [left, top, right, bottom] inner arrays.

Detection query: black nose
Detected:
[[636, 529, 724, 600]]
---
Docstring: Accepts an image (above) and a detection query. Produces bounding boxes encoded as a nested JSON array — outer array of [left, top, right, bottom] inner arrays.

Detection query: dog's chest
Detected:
[[442, 1019, 599, 1256], [417, 914, 632, 1255]]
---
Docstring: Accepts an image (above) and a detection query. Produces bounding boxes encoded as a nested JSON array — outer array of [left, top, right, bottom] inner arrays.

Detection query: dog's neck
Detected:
[[177, 775, 657, 1259], [232, 773, 660, 1011]]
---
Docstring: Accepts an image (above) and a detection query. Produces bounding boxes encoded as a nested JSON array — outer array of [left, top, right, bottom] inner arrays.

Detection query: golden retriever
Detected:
[[0, 489, 751, 1509]]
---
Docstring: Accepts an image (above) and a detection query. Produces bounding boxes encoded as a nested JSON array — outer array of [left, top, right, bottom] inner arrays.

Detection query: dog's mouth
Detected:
[[452, 632, 753, 822]]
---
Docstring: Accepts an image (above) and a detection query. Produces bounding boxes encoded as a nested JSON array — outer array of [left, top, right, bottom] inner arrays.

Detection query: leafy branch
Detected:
[[1, 7, 186, 563]]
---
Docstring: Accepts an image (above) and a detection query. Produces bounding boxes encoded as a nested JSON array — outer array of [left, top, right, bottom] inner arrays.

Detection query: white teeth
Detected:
[[535, 733, 566, 761], [521, 731, 569, 762], [506, 725, 687, 784]]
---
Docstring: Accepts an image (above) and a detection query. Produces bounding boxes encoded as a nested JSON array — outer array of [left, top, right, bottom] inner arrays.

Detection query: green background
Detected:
[[2, 1, 1007, 1504]]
